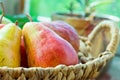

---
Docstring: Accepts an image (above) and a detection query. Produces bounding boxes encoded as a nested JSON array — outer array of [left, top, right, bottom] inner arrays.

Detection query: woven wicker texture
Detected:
[[0, 20, 119, 80]]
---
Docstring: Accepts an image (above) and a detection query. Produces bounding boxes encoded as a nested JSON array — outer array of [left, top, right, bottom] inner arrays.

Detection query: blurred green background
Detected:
[[0, 0, 120, 28], [30, 0, 120, 17]]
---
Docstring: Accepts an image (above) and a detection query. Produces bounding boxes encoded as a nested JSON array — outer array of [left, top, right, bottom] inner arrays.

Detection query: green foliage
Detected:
[[97, 0, 120, 17], [30, 0, 70, 17], [0, 0, 120, 28], [75, 0, 113, 17], [29, 0, 119, 18], [5, 14, 30, 29]]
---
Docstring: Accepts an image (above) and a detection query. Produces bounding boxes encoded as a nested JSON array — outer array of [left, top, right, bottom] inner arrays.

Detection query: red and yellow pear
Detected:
[[22, 22, 78, 67]]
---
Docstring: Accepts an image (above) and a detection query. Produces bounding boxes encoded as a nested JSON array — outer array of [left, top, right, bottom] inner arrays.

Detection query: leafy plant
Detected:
[[66, 0, 113, 17]]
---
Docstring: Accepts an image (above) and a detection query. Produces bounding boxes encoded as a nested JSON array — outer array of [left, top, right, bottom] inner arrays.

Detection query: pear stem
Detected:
[[15, 20, 18, 26], [0, 2, 4, 24], [26, 14, 33, 22]]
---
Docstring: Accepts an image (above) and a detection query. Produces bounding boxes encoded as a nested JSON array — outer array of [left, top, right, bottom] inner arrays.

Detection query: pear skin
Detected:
[[20, 36, 28, 67], [42, 21, 79, 52], [0, 24, 5, 28], [23, 22, 78, 67], [0, 23, 21, 67]]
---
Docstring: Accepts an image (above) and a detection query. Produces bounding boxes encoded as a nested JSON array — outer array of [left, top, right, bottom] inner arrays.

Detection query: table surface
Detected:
[[98, 45, 120, 80]]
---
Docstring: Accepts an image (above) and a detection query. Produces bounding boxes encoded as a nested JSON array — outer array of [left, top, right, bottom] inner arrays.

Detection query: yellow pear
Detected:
[[0, 23, 21, 67]]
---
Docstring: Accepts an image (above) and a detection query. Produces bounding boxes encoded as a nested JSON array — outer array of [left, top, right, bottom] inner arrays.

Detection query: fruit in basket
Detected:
[[42, 21, 79, 52], [0, 23, 21, 67], [22, 22, 78, 67]]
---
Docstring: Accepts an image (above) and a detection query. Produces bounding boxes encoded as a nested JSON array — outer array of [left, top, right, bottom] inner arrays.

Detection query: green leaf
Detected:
[[89, 0, 113, 9]]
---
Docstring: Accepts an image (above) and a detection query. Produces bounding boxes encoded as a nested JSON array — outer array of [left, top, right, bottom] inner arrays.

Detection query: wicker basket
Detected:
[[0, 20, 119, 80]]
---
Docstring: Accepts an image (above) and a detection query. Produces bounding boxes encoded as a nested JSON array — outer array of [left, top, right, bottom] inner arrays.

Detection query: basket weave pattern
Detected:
[[0, 20, 119, 80]]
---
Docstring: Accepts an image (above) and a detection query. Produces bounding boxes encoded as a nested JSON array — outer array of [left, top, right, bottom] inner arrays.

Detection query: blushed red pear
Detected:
[[22, 22, 78, 67]]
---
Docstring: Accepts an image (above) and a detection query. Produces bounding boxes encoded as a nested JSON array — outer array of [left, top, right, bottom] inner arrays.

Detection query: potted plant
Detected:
[[51, 0, 119, 36]]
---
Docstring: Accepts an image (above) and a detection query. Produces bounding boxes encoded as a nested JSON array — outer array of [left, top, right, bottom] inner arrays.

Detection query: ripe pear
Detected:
[[22, 22, 78, 67], [0, 23, 21, 67], [42, 21, 79, 52]]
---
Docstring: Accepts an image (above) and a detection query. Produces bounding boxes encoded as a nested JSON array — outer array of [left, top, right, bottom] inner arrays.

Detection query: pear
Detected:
[[22, 22, 78, 67], [42, 21, 80, 52], [0, 23, 21, 67]]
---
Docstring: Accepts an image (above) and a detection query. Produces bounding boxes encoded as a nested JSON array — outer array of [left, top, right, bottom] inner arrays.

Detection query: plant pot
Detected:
[[51, 13, 91, 36]]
